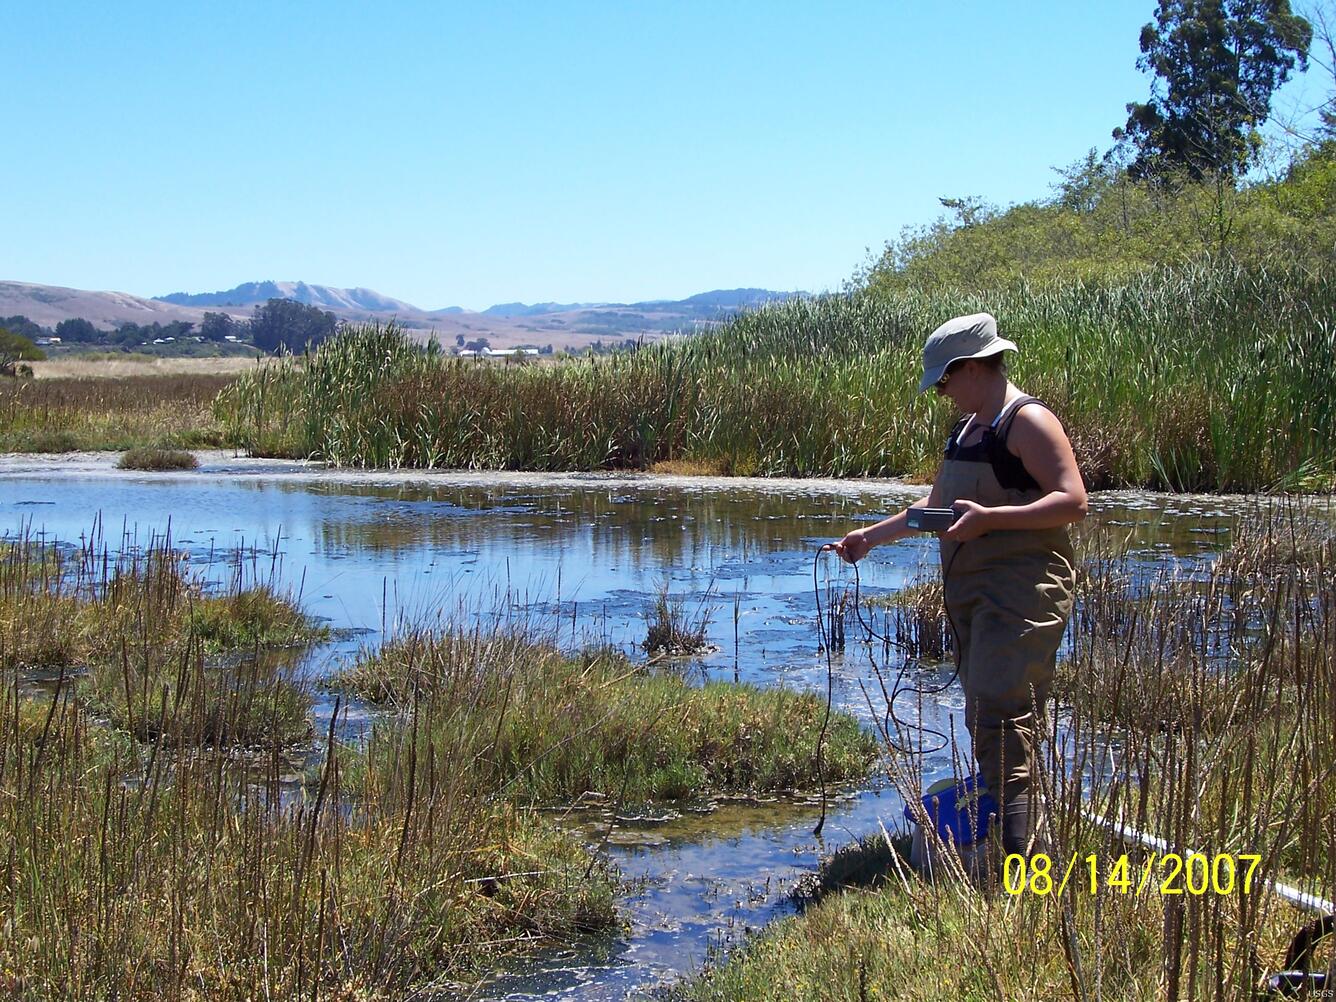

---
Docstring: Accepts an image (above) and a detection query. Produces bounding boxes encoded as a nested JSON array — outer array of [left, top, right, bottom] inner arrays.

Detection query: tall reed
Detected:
[[1, 524, 876, 996], [0, 526, 319, 747], [215, 260, 1336, 492], [0, 529, 619, 997], [0, 373, 235, 452]]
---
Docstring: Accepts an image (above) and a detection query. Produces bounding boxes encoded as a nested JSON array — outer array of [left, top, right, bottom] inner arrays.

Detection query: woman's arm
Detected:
[[942, 405, 1087, 542], [834, 475, 942, 563]]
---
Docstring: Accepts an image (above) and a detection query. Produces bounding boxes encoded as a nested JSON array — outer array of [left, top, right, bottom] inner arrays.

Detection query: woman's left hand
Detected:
[[940, 500, 993, 542]]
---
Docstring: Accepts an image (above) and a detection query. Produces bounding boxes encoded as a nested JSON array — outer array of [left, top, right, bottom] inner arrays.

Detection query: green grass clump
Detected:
[[80, 653, 313, 748], [643, 581, 716, 655], [671, 862, 1302, 1002], [189, 585, 328, 651], [333, 629, 877, 804], [0, 531, 321, 748], [117, 446, 199, 470], [791, 831, 913, 907]]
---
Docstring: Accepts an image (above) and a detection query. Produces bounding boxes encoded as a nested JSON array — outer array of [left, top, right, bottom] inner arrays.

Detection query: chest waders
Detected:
[[937, 395, 1076, 856]]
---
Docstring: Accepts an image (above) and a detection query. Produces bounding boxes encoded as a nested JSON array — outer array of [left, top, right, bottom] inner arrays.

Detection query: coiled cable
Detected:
[[811, 535, 965, 836]]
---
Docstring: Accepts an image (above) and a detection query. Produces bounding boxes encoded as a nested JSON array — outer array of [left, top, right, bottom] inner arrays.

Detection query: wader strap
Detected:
[[991, 394, 1040, 431]]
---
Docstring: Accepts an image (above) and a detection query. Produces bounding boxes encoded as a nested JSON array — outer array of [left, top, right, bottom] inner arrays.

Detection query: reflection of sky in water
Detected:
[[0, 455, 1272, 1000]]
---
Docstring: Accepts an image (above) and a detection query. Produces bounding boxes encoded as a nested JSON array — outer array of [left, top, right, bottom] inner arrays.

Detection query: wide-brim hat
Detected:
[[917, 312, 1018, 394]]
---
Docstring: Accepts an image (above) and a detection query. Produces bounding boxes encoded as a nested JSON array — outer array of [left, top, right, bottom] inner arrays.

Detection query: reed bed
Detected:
[[675, 501, 1336, 1000], [0, 530, 620, 997], [0, 685, 614, 998], [0, 524, 874, 996], [0, 529, 321, 747], [217, 261, 1336, 492], [868, 577, 951, 663], [333, 627, 876, 805], [0, 373, 237, 453]]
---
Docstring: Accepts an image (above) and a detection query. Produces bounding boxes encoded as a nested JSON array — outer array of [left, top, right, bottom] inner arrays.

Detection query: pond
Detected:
[[0, 452, 1247, 1000]]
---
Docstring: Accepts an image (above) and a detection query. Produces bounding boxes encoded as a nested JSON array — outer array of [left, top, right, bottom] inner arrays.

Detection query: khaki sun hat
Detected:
[[917, 312, 1018, 394]]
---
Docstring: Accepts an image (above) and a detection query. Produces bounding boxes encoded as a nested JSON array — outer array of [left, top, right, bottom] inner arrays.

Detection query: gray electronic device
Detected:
[[906, 507, 959, 532]]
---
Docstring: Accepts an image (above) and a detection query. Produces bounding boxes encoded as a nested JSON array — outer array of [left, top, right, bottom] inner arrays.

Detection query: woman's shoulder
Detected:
[[1004, 396, 1073, 450]]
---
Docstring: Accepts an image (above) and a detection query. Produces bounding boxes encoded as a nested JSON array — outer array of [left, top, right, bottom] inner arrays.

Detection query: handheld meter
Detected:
[[906, 507, 960, 532]]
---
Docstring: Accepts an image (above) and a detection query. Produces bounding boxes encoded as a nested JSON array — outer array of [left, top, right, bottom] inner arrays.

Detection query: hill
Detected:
[[0, 281, 247, 330], [860, 144, 1336, 293], [1, 279, 806, 352], [159, 281, 418, 314]]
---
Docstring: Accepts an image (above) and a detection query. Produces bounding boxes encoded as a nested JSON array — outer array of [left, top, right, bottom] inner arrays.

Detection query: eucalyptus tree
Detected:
[[1115, 0, 1312, 180]]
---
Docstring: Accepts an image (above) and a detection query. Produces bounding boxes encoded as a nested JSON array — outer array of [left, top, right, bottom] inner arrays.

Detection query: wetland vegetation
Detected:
[[214, 257, 1336, 493], [333, 628, 875, 805], [116, 446, 201, 471], [674, 504, 1336, 1000], [0, 373, 235, 454], [205, 141, 1336, 493], [7, 147, 1336, 495], [0, 521, 877, 997], [5, 4, 1333, 998], [2, 29, 1332, 1000], [3, 452, 1331, 999]]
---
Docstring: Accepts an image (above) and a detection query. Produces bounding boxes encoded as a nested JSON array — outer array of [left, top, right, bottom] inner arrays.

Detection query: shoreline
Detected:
[[3, 450, 1327, 509]]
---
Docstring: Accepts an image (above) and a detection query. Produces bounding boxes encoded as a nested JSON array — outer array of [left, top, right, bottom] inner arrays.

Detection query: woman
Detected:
[[834, 312, 1087, 857]]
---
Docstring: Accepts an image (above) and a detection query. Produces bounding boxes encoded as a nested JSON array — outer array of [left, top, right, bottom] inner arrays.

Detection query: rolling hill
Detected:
[[2, 279, 806, 351]]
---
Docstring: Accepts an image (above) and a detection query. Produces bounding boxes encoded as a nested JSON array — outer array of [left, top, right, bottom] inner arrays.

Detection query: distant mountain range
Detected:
[[155, 281, 802, 320], [159, 281, 420, 315], [2, 279, 806, 352]]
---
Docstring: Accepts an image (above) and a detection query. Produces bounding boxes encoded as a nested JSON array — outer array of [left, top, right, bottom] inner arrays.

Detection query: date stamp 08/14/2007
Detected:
[[1003, 852, 1265, 897]]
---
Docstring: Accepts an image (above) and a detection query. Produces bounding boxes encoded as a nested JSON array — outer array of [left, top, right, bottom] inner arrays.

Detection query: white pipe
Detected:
[[1083, 810, 1335, 915]]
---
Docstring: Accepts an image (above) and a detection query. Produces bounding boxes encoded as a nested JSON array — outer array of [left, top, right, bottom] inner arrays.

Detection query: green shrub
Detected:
[[117, 446, 199, 470]]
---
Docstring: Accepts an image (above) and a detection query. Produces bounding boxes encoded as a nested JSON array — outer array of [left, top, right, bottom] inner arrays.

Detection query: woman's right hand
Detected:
[[832, 528, 871, 564]]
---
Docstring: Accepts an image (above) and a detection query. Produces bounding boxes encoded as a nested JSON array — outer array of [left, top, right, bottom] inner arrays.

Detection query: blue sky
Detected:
[[3, 2, 1327, 310]]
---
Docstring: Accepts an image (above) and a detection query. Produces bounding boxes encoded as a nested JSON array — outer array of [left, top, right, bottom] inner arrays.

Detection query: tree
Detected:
[[200, 312, 236, 341], [55, 317, 99, 343], [249, 299, 337, 353], [0, 328, 45, 376], [1115, 0, 1312, 180], [160, 320, 194, 340], [938, 195, 996, 228], [1051, 149, 1118, 214], [1311, 3, 1336, 137], [113, 322, 144, 344], [1, 315, 49, 342]]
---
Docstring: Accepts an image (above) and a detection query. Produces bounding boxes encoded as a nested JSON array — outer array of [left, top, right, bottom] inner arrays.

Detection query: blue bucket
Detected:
[[903, 775, 998, 847]]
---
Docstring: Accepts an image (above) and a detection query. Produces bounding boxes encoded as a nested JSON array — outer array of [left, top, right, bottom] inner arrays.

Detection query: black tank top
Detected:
[[944, 396, 1046, 493]]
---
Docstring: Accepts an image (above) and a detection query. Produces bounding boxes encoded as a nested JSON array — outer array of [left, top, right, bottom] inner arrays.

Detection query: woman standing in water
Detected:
[[834, 312, 1087, 857]]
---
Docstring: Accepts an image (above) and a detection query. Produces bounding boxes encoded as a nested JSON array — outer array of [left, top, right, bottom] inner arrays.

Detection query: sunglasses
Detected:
[[935, 360, 967, 389]]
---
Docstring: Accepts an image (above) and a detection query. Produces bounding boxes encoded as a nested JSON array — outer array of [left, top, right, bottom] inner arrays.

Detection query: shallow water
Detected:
[[0, 452, 1269, 999]]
